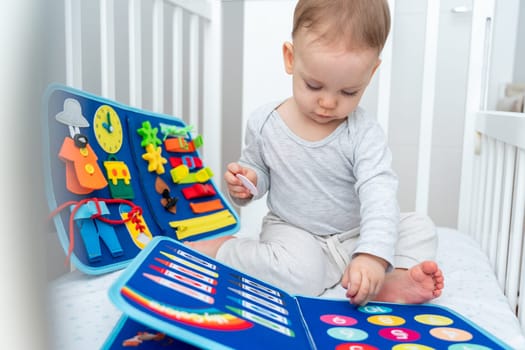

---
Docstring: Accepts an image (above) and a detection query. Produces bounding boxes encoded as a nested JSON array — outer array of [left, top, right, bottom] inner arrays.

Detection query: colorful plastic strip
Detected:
[[181, 184, 217, 200], [189, 199, 224, 214], [169, 209, 237, 240]]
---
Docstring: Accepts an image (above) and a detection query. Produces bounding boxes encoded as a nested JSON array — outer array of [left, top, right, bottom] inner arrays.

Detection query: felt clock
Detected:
[[93, 104, 123, 154]]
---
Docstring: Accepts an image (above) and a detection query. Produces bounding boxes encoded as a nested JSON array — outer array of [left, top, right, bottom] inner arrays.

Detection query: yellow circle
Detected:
[[429, 327, 473, 342], [392, 344, 435, 350], [93, 104, 123, 154], [79, 147, 89, 157], [414, 314, 453, 326], [85, 163, 95, 174], [367, 315, 405, 326]]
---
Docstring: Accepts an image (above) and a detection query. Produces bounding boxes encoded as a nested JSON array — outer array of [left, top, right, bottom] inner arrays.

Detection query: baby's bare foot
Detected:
[[185, 236, 234, 258], [375, 261, 444, 304]]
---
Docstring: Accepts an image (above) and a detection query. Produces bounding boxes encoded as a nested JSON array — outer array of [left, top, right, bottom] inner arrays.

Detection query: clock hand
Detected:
[[102, 111, 114, 133]]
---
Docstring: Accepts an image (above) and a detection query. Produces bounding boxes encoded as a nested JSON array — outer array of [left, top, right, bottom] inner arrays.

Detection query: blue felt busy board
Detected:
[[104, 236, 511, 350], [43, 85, 239, 274]]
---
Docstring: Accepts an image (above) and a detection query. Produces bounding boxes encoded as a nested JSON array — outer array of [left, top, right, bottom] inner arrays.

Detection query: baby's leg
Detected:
[[374, 212, 444, 304], [191, 213, 331, 295]]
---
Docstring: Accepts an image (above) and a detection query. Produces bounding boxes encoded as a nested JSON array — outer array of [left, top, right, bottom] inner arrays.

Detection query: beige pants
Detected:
[[216, 212, 437, 296]]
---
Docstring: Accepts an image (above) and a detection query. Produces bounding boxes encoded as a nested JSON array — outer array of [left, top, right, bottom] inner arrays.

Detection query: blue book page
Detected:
[[295, 296, 512, 350], [108, 237, 313, 350]]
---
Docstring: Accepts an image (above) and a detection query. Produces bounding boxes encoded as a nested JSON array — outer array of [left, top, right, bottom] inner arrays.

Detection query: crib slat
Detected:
[[515, 150, 525, 328], [487, 139, 504, 267], [152, 0, 165, 112], [64, 0, 83, 88], [506, 148, 525, 313], [415, 0, 440, 215], [188, 13, 200, 131], [172, 6, 184, 118], [467, 137, 482, 236], [481, 137, 496, 254], [473, 135, 489, 242], [100, 0, 116, 99], [496, 144, 516, 289], [128, 0, 143, 107]]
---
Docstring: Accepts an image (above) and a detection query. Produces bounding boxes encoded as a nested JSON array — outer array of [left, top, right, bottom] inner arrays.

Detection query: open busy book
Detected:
[[104, 236, 511, 350], [43, 85, 239, 274]]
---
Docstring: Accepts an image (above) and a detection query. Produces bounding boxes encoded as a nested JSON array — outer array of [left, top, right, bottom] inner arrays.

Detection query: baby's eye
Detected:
[[305, 81, 322, 90], [342, 90, 358, 97]]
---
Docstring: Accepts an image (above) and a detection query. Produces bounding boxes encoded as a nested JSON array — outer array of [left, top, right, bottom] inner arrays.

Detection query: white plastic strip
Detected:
[[128, 0, 142, 107], [376, 0, 395, 135], [474, 135, 489, 242], [495, 144, 516, 289], [172, 6, 184, 118], [64, 0, 82, 88], [100, 0, 115, 99], [201, 0, 222, 184], [188, 13, 200, 131], [165, 0, 211, 19], [480, 137, 496, 254], [487, 140, 504, 267], [505, 148, 525, 312], [458, 0, 495, 232], [415, 0, 440, 214], [152, 0, 164, 112]]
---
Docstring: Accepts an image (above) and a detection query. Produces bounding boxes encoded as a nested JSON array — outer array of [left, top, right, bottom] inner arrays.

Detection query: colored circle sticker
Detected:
[[414, 314, 454, 326], [392, 344, 435, 350], [358, 305, 393, 314], [378, 327, 421, 342], [327, 327, 368, 341], [335, 344, 378, 350], [430, 327, 473, 342], [320, 314, 358, 326], [367, 315, 406, 326], [448, 344, 493, 350]]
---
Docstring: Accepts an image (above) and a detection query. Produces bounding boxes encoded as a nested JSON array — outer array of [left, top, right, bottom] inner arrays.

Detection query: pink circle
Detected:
[[320, 314, 358, 326], [378, 327, 420, 342], [335, 344, 378, 350]]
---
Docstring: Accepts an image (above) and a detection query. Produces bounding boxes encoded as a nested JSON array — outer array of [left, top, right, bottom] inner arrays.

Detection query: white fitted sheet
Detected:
[[48, 227, 525, 349]]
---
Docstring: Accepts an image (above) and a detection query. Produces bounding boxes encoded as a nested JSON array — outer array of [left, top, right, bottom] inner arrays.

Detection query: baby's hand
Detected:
[[224, 162, 257, 199], [341, 254, 388, 306]]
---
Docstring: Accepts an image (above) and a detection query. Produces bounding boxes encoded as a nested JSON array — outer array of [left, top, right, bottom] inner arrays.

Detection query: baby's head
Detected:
[[282, 0, 391, 125], [292, 0, 390, 54]]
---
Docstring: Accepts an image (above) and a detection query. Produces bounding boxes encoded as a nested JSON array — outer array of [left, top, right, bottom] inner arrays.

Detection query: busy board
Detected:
[[43, 85, 239, 274], [104, 236, 511, 350]]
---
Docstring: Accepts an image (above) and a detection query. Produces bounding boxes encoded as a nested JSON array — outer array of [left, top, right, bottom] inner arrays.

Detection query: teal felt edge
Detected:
[[108, 236, 234, 350], [42, 83, 240, 275], [100, 315, 128, 350]]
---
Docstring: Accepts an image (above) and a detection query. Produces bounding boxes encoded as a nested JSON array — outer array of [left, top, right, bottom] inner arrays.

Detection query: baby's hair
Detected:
[[292, 0, 391, 53]]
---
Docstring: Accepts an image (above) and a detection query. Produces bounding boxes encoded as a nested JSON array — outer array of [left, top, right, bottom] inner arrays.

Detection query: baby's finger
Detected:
[[351, 277, 371, 306]]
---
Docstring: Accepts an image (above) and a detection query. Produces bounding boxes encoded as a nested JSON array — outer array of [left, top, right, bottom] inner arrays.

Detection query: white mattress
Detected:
[[48, 227, 525, 349]]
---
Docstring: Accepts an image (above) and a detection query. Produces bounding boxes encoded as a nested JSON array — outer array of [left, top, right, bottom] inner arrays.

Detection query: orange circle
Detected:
[[429, 327, 473, 342]]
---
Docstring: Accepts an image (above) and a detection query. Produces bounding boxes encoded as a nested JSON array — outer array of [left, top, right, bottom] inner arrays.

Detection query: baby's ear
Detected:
[[282, 41, 294, 74]]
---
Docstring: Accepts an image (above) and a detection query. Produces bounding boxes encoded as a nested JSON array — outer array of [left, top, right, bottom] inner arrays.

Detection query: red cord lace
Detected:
[[49, 198, 142, 265]]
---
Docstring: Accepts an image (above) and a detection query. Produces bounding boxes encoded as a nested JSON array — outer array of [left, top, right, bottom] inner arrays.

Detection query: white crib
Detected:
[[44, 0, 525, 348]]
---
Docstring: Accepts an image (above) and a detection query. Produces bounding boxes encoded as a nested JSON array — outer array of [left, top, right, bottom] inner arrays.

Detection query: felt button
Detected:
[[85, 163, 95, 174], [79, 147, 89, 157]]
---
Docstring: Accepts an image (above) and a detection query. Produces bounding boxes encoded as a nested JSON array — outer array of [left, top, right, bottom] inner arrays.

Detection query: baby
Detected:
[[189, 0, 444, 306]]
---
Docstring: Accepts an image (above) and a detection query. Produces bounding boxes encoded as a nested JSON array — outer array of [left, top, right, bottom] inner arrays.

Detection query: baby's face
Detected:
[[286, 33, 380, 125]]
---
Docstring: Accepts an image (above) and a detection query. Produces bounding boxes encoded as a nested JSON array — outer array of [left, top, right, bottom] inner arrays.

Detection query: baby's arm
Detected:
[[341, 253, 389, 306], [224, 162, 258, 200]]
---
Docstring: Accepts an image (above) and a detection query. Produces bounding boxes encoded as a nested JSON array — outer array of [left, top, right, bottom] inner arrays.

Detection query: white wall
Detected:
[[239, 0, 296, 235]]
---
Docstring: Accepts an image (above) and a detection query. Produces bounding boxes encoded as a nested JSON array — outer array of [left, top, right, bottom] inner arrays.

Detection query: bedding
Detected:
[[48, 227, 525, 349]]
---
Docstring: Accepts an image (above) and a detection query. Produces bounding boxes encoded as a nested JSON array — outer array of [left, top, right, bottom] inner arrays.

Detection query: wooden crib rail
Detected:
[[465, 111, 525, 329]]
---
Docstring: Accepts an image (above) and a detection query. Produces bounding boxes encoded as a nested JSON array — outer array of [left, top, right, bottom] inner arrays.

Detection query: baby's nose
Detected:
[[319, 94, 337, 109]]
